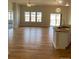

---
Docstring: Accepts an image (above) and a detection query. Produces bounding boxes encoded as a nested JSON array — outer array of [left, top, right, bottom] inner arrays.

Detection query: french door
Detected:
[[50, 13, 61, 27]]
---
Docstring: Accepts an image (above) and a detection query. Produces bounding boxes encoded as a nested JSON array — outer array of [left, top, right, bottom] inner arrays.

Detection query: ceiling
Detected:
[[9, 0, 71, 6]]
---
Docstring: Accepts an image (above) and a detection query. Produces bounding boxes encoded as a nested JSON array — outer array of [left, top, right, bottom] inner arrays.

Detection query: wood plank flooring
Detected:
[[8, 27, 71, 59]]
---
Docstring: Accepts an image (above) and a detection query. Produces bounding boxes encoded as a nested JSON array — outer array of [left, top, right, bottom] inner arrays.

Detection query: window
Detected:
[[50, 13, 61, 26], [8, 11, 13, 20], [25, 12, 30, 22], [25, 12, 42, 22], [37, 12, 42, 22], [8, 12, 10, 20], [50, 14, 55, 26], [31, 12, 36, 22], [55, 14, 61, 26]]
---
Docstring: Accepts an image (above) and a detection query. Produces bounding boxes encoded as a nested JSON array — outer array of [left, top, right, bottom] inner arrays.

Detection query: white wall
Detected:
[[10, 2, 71, 27], [8, 1, 13, 11], [8, 1, 20, 29], [19, 5, 71, 27], [68, 7, 71, 25], [13, 3, 20, 29]]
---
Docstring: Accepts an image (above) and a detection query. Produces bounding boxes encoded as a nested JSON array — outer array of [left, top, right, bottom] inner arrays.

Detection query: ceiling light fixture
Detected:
[[58, 0, 63, 4], [65, 2, 70, 6], [56, 8, 61, 12], [27, 3, 31, 7], [27, 0, 31, 7], [56, 0, 63, 4]]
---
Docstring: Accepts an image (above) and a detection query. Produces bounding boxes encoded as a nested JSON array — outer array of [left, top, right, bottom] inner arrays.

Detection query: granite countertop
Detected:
[[56, 28, 70, 32], [54, 26, 71, 32]]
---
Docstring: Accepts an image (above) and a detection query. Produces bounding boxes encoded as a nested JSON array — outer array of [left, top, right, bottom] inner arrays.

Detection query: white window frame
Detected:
[[50, 13, 61, 26], [8, 11, 13, 20], [25, 12, 30, 22], [25, 11, 42, 22], [31, 12, 36, 22], [37, 12, 42, 22]]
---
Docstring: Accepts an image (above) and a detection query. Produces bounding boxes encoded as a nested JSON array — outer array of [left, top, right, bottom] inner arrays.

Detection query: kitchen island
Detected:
[[53, 26, 71, 49]]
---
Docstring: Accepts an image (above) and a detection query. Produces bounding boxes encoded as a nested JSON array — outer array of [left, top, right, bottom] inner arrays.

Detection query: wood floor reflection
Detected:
[[8, 27, 71, 59]]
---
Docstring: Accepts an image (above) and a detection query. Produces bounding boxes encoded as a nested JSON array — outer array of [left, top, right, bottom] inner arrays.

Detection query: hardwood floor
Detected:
[[8, 27, 71, 59]]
